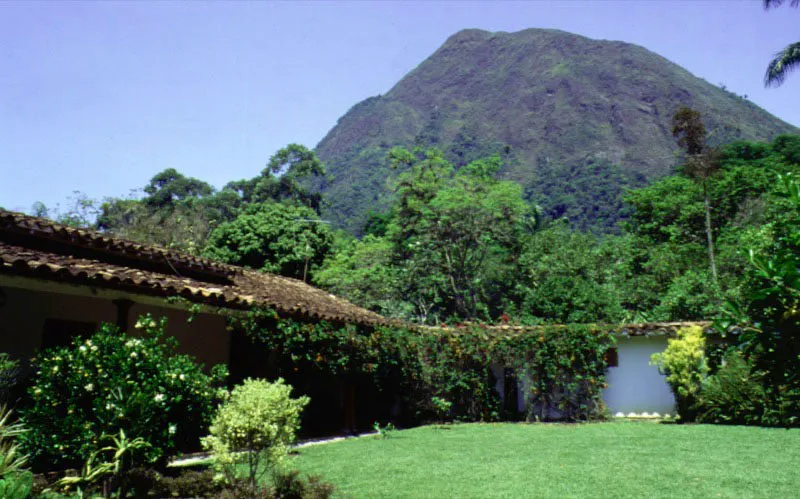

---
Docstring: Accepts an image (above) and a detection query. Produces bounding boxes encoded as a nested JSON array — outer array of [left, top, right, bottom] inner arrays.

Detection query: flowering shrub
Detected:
[[21, 315, 227, 471], [202, 378, 309, 492]]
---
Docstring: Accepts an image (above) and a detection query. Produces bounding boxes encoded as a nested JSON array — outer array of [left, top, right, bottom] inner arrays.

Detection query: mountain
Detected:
[[313, 28, 798, 233]]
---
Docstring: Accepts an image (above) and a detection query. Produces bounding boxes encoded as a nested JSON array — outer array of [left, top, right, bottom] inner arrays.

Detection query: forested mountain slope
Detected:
[[314, 28, 798, 233]]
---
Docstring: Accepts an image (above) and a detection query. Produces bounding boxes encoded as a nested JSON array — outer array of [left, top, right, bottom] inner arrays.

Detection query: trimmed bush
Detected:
[[650, 325, 709, 421], [203, 378, 310, 492], [21, 315, 227, 470], [697, 349, 765, 425]]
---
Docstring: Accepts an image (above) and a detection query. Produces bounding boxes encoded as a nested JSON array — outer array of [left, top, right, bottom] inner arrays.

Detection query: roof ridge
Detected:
[[0, 209, 238, 279]]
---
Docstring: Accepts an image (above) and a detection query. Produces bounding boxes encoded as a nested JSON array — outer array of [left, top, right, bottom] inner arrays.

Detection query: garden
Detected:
[[0, 129, 798, 497]]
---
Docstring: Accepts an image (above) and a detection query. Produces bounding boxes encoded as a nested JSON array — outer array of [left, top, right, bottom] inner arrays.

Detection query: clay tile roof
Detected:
[[424, 321, 712, 336], [0, 210, 390, 327]]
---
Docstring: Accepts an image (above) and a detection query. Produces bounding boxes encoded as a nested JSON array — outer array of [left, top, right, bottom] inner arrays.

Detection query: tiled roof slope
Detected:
[[0, 210, 389, 327], [424, 321, 712, 336]]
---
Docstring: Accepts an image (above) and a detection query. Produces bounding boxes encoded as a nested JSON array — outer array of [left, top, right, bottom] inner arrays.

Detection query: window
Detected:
[[41, 319, 97, 351], [604, 347, 619, 367], [503, 367, 519, 413]]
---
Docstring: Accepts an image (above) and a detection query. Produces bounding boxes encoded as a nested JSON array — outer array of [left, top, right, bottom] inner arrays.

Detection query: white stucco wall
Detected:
[[603, 336, 676, 415]]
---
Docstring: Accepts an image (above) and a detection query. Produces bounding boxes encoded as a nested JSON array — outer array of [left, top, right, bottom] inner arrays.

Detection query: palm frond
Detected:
[[764, 0, 800, 9], [765, 42, 800, 87]]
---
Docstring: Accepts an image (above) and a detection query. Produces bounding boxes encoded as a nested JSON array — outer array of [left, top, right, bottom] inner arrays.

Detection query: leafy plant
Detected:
[[0, 470, 33, 499], [0, 404, 32, 498], [372, 421, 397, 439], [697, 350, 766, 425], [430, 397, 453, 421], [650, 325, 709, 421], [202, 378, 310, 493], [270, 469, 335, 499], [22, 315, 227, 470], [719, 172, 800, 426], [0, 354, 20, 404], [0, 405, 28, 478]]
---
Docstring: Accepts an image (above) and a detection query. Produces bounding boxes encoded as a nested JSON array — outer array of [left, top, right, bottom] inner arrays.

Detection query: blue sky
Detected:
[[1, 1, 798, 213]]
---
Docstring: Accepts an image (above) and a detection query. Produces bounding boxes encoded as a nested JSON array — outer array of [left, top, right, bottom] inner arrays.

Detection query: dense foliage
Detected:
[[696, 350, 766, 425], [203, 201, 333, 281], [716, 171, 800, 426], [232, 308, 614, 424], [21, 316, 227, 471], [35, 133, 800, 329]]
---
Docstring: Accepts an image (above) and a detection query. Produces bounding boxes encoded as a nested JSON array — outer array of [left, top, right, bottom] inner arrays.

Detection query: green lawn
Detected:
[[290, 422, 800, 498]]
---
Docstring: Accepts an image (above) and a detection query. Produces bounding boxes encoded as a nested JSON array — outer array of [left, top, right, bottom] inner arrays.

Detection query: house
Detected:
[[482, 322, 706, 418], [0, 209, 392, 433], [0, 209, 692, 422]]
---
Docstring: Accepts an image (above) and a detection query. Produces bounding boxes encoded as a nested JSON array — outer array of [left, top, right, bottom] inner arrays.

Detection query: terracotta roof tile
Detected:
[[0, 210, 390, 327]]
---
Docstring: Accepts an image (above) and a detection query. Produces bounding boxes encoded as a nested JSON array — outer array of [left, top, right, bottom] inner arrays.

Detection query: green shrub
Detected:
[[0, 354, 20, 404], [119, 467, 225, 498], [271, 469, 335, 499], [162, 469, 223, 498], [22, 315, 227, 471], [697, 349, 765, 425], [650, 325, 709, 421], [202, 378, 310, 491], [0, 405, 28, 479], [0, 404, 32, 498], [0, 471, 32, 499]]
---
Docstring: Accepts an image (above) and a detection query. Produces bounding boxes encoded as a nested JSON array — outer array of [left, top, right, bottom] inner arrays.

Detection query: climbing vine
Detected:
[[228, 308, 615, 423]]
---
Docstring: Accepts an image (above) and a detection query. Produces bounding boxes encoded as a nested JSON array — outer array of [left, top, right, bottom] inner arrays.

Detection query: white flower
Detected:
[[79, 345, 87, 353], [179, 374, 185, 381], [168, 424, 177, 435], [130, 352, 138, 358], [106, 402, 115, 410], [84, 383, 94, 392], [90, 345, 98, 352], [154, 393, 165, 402]]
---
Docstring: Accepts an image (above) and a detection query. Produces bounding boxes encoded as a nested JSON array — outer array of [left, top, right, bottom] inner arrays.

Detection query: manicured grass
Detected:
[[290, 422, 800, 498]]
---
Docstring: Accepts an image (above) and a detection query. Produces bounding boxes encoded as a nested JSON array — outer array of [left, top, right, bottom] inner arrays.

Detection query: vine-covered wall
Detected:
[[228, 308, 616, 426]]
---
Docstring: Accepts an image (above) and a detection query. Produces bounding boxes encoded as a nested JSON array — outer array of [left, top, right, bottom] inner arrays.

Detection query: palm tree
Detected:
[[764, 0, 800, 87]]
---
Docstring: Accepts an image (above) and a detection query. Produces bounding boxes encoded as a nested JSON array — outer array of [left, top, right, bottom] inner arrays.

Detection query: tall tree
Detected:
[[387, 148, 536, 321], [223, 144, 326, 214], [764, 0, 800, 87], [143, 168, 214, 208], [672, 107, 720, 285], [203, 201, 333, 282]]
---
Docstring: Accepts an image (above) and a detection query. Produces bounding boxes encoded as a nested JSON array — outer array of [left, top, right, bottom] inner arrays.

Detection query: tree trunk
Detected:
[[703, 181, 719, 285]]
